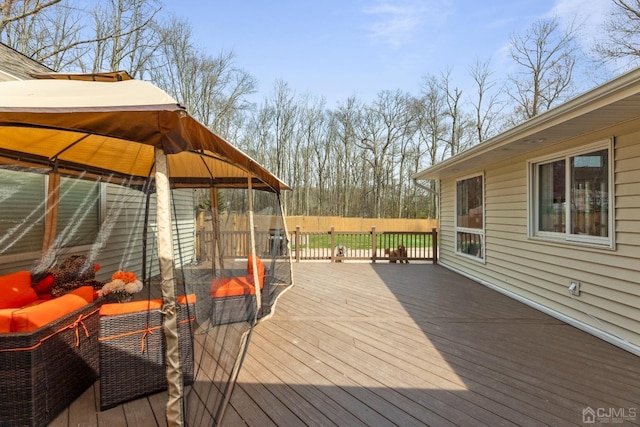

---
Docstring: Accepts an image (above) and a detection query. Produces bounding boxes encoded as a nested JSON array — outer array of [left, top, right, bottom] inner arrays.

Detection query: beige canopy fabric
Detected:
[[0, 78, 289, 191]]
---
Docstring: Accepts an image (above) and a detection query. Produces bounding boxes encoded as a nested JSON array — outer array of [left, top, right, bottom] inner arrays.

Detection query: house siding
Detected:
[[438, 129, 640, 353], [0, 181, 196, 282], [95, 185, 196, 282]]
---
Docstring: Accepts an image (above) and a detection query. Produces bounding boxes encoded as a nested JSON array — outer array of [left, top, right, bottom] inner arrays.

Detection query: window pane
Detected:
[[571, 149, 608, 237], [456, 176, 483, 229], [0, 168, 45, 255], [56, 178, 100, 247], [456, 232, 483, 258], [538, 160, 565, 233]]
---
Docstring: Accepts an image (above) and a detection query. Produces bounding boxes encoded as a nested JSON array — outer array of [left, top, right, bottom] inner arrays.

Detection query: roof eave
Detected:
[[413, 67, 640, 181]]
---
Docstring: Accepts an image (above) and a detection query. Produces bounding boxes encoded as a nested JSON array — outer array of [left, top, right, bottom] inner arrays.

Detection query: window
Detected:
[[0, 168, 102, 257], [55, 177, 101, 248], [455, 174, 484, 260], [530, 140, 613, 247], [0, 168, 45, 255]]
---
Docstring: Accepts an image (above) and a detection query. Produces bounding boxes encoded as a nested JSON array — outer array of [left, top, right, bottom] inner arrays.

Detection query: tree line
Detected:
[[2, 0, 640, 218]]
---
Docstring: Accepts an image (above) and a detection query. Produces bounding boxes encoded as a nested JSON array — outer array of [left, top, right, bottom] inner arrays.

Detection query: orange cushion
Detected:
[[99, 299, 163, 316], [178, 294, 197, 304], [0, 271, 38, 309], [247, 255, 265, 289], [20, 299, 47, 308], [210, 277, 256, 298], [11, 293, 88, 332], [99, 294, 196, 317], [0, 308, 17, 333]]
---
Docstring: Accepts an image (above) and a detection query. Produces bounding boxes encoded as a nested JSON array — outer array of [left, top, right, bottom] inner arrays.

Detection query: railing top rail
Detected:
[[379, 230, 434, 235]]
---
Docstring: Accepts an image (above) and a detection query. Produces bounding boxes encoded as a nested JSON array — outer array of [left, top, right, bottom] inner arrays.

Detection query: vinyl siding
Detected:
[[438, 129, 640, 352], [96, 185, 196, 282], [0, 180, 196, 281]]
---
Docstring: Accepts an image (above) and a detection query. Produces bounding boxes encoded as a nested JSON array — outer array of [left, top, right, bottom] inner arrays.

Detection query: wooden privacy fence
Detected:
[[196, 227, 438, 264]]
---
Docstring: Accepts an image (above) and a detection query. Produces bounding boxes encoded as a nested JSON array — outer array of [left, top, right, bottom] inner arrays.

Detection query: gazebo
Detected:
[[0, 72, 293, 426]]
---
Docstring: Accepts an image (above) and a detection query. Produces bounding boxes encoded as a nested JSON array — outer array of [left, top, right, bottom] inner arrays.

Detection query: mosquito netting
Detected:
[[0, 76, 293, 426]]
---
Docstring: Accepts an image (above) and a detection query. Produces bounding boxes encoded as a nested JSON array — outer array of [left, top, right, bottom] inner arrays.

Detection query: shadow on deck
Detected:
[[225, 263, 639, 426], [50, 263, 639, 426]]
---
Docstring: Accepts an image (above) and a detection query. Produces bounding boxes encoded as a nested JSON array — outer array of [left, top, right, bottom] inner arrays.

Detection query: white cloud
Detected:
[[363, 0, 452, 48], [550, 0, 612, 48]]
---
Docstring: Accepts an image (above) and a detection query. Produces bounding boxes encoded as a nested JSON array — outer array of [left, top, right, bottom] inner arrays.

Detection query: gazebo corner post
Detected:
[[155, 148, 184, 427], [210, 186, 223, 273], [247, 177, 261, 313], [42, 168, 61, 255]]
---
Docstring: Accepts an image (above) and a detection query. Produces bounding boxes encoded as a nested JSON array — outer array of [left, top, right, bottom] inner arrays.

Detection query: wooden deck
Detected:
[[50, 262, 639, 426]]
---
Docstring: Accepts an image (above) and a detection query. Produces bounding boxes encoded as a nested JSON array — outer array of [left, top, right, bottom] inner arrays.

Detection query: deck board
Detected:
[[50, 262, 639, 426]]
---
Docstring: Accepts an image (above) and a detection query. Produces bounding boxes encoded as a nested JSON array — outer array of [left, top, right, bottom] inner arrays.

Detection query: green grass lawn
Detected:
[[291, 232, 433, 250]]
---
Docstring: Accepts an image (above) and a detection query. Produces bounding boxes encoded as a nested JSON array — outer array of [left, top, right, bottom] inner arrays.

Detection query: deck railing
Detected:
[[196, 226, 438, 264]]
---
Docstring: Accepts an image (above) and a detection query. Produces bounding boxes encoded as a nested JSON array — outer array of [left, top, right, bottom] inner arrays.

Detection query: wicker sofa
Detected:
[[98, 295, 196, 410], [0, 271, 101, 427]]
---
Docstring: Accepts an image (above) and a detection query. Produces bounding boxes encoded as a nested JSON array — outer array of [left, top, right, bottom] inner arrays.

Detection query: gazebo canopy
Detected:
[[0, 78, 288, 191]]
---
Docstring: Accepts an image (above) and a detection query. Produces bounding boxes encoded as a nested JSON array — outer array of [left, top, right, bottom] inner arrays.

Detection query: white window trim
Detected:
[[528, 138, 614, 249], [454, 172, 486, 262]]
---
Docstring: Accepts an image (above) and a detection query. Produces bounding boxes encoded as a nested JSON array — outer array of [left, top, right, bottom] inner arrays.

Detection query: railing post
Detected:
[[371, 226, 377, 263], [330, 226, 335, 262], [295, 226, 301, 263], [432, 227, 438, 264]]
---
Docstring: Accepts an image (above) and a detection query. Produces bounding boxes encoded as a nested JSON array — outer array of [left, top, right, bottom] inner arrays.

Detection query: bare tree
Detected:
[[356, 90, 411, 217], [418, 74, 447, 165], [270, 80, 298, 182], [150, 17, 256, 137], [439, 69, 469, 157], [0, 0, 160, 73], [334, 96, 363, 217], [469, 58, 504, 143], [88, 0, 161, 77], [307, 103, 331, 215], [0, 0, 86, 70], [293, 94, 327, 215], [595, 0, 640, 69], [0, 0, 62, 35], [242, 100, 275, 169], [507, 16, 579, 121], [414, 75, 448, 218]]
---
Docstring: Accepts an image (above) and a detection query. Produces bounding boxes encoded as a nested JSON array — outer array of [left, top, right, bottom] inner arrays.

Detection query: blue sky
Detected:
[[165, 0, 612, 107]]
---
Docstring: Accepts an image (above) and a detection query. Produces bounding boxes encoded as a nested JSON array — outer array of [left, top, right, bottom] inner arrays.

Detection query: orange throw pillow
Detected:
[[0, 271, 38, 309], [32, 273, 54, 296], [69, 285, 96, 303], [247, 255, 265, 288]]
